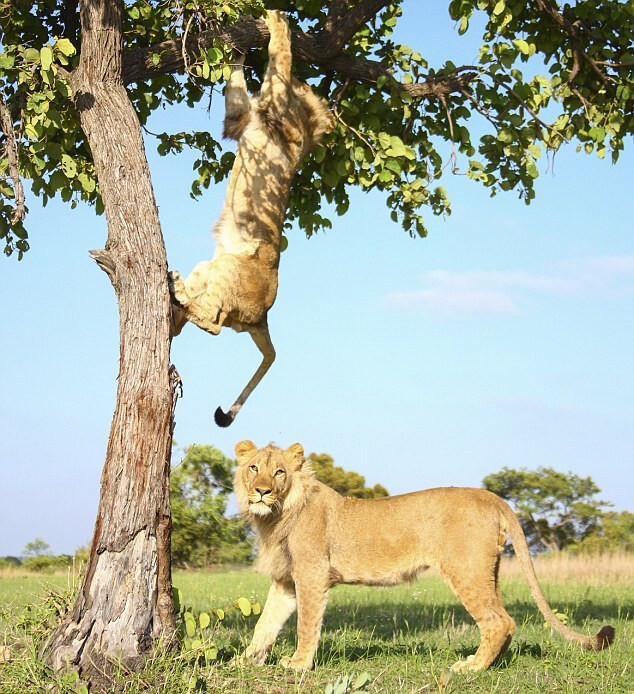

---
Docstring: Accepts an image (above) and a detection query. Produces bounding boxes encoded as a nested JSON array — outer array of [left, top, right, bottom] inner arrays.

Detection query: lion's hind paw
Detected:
[[279, 655, 312, 671]]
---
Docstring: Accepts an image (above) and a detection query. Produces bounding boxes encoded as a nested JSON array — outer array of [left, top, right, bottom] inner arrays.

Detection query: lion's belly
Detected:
[[329, 539, 432, 587], [326, 488, 504, 588]]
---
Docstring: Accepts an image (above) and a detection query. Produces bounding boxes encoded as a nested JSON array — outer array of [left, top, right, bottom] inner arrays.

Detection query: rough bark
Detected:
[[43, 0, 176, 675]]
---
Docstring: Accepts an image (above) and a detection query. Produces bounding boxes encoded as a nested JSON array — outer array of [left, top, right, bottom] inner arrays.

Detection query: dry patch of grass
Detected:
[[500, 551, 634, 584]]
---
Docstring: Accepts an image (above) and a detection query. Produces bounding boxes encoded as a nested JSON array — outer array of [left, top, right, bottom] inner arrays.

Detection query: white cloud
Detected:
[[386, 285, 519, 316], [385, 255, 634, 317]]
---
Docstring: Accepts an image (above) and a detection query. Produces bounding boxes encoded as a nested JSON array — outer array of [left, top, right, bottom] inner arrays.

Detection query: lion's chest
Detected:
[[256, 536, 292, 582]]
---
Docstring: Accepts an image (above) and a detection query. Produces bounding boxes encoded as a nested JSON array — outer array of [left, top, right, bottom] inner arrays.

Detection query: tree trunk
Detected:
[[43, 0, 177, 675]]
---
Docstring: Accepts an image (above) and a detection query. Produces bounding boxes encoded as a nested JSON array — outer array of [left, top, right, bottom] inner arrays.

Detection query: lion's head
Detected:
[[234, 441, 309, 518]]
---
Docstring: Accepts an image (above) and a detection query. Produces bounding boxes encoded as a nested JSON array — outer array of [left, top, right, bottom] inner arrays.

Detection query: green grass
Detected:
[[1, 568, 632, 693]]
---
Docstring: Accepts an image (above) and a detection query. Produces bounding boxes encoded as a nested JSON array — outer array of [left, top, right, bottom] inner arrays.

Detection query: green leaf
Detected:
[[233, 597, 252, 617], [24, 47, 40, 63], [376, 75, 388, 90], [77, 173, 96, 193], [205, 647, 218, 661], [493, 0, 505, 16], [526, 160, 538, 178], [184, 612, 197, 637], [385, 158, 402, 174], [353, 672, 372, 690], [513, 39, 529, 55], [215, 608, 225, 620], [56, 38, 76, 56], [497, 128, 513, 144], [528, 143, 541, 159], [377, 132, 391, 150], [199, 612, 210, 629], [40, 46, 53, 71], [251, 601, 261, 615], [24, 123, 38, 139], [60, 154, 77, 178]]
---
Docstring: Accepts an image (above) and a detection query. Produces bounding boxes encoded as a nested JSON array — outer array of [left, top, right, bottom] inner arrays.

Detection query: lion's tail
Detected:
[[499, 500, 615, 651]]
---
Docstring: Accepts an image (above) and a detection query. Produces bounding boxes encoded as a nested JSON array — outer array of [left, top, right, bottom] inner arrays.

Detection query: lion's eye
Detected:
[[249, 465, 258, 473], [275, 469, 285, 476]]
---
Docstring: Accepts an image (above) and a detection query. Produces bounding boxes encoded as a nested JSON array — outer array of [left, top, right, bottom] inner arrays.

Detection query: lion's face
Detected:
[[234, 441, 305, 517]]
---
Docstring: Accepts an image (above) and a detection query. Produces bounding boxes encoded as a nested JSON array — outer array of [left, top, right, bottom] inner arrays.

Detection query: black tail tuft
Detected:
[[214, 407, 234, 428], [594, 625, 615, 650]]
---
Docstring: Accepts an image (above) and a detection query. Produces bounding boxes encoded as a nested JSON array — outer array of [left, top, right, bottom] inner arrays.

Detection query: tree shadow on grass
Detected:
[[213, 596, 626, 669], [322, 597, 626, 635]]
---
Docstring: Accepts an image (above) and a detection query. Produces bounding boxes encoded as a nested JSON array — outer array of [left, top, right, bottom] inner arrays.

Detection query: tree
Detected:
[[309, 452, 388, 498], [573, 511, 634, 554], [1, 0, 632, 678], [483, 466, 610, 553], [21, 538, 51, 558], [171, 445, 253, 567]]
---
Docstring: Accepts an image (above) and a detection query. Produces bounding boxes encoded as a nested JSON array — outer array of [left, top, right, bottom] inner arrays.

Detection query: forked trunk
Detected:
[[43, 0, 177, 674]]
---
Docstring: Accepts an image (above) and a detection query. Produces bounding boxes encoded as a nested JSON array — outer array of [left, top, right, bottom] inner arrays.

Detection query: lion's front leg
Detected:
[[259, 11, 292, 116], [223, 54, 250, 141], [280, 567, 329, 671], [242, 580, 296, 665], [168, 270, 190, 308]]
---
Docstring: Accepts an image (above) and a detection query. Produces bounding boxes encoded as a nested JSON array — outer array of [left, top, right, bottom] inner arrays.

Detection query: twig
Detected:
[[488, 73, 565, 140], [181, 13, 195, 74], [440, 94, 458, 173], [571, 86, 591, 118], [332, 105, 375, 156], [460, 87, 500, 130], [0, 93, 26, 225]]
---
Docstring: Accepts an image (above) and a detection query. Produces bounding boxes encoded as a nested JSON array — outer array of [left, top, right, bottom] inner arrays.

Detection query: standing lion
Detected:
[[233, 441, 615, 672]]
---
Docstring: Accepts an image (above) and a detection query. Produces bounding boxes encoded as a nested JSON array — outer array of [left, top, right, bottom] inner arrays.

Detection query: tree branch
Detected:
[[121, 12, 477, 101], [0, 93, 26, 225], [318, 0, 392, 58], [533, 0, 615, 87]]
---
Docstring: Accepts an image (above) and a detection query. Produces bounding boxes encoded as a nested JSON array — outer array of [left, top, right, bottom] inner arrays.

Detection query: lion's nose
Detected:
[[256, 487, 271, 497]]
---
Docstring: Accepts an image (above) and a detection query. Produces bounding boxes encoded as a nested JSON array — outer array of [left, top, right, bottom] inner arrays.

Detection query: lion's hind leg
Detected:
[[441, 552, 516, 672], [169, 266, 228, 337]]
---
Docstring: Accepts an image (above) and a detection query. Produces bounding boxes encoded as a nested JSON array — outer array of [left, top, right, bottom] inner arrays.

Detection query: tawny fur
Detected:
[[169, 11, 334, 427], [233, 441, 615, 673]]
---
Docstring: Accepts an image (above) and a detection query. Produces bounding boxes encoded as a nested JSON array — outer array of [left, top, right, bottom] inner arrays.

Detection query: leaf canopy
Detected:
[[1, 0, 632, 258]]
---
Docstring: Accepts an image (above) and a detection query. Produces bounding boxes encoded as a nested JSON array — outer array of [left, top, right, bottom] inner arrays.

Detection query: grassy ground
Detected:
[[0, 558, 632, 693]]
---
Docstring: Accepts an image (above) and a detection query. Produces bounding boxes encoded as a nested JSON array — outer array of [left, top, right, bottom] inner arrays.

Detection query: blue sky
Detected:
[[1, 3, 633, 555]]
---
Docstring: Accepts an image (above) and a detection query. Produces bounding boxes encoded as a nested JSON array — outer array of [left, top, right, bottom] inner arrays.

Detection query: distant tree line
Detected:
[[3, 457, 631, 571]]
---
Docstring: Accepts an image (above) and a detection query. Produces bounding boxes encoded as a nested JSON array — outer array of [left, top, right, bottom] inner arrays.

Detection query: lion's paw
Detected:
[[265, 10, 290, 41], [168, 271, 189, 307], [450, 655, 482, 673], [279, 655, 312, 671]]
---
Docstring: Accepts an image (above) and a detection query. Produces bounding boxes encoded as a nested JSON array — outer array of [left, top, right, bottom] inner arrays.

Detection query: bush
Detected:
[[0, 556, 22, 568], [21, 555, 72, 572]]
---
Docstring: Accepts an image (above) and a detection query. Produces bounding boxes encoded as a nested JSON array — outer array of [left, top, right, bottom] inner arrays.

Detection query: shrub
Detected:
[[21, 555, 72, 572]]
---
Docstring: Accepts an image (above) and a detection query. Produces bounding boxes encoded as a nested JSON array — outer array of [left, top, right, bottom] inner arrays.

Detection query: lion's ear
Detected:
[[286, 443, 304, 469], [235, 440, 257, 463]]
